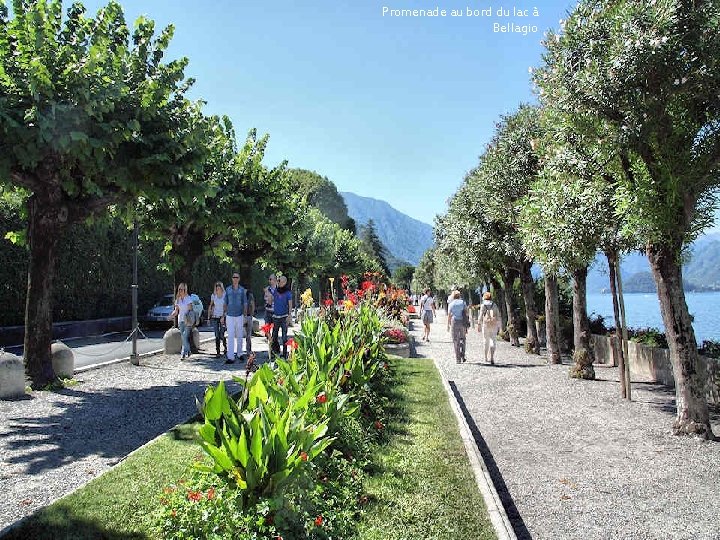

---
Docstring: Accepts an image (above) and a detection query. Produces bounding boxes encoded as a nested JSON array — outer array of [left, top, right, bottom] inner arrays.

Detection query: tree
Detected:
[[140, 115, 234, 289], [536, 0, 720, 438], [0, 0, 206, 387], [358, 219, 390, 276], [286, 168, 355, 232], [392, 265, 415, 291]]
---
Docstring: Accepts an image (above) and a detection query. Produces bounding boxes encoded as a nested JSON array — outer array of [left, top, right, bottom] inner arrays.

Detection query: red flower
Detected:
[[407, 305, 416, 313], [323, 297, 334, 307], [316, 392, 327, 404], [315, 515, 324, 526], [287, 338, 298, 350], [206, 487, 215, 500], [187, 490, 202, 502], [300, 451, 308, 461], [375, 421, 384, 430], [261, 323, 273, 336]]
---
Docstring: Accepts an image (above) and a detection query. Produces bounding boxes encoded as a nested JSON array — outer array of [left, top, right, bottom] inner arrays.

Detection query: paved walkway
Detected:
[[0, 332, 276, 535], [411, 312, 720, 540]]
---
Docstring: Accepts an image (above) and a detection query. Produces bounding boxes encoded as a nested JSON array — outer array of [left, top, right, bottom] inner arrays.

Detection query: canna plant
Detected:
[[196, 369, 334, 508]]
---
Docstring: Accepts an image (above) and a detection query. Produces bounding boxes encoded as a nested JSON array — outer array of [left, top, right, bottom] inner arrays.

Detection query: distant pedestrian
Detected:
[[224, 271, 247, 364], [263, 274, 277, 324], [419, 288, 436, 342], [271, 275, 294, 358], [478, 291, 501, 364], [245, 289, 255, 354], [168, 283, 193, 359], [447, 290, 469, 363], [208, 281, 227, 358]]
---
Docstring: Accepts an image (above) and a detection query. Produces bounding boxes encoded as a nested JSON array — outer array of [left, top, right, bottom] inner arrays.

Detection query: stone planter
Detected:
[[0, 351, 25, 399], [51, 341, 75, 378], [384, 342, 411, 358]]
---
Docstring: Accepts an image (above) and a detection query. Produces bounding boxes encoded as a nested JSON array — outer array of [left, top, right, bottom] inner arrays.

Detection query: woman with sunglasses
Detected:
[[168, 283, 193, 359]]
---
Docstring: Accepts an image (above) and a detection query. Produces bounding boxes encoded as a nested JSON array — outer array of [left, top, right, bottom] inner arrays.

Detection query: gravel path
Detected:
[[0, 336, 274, 535], [411, 312, 720, 540]]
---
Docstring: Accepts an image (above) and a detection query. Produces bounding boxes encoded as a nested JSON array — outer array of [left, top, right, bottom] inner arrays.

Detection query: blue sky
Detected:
[[73, 0, 720, 232]]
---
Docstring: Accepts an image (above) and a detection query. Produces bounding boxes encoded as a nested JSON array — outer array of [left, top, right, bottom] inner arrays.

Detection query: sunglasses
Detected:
[[232, 276, 240, 279]]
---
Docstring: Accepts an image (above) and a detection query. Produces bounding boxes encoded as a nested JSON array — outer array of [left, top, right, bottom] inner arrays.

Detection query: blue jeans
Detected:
[[179, 321, 190, 356]]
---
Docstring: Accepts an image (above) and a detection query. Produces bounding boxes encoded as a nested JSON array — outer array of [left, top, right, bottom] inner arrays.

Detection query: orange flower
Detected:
[[206, 487, 215, 500], [187, 490, 202, 502], [315, 515, 324, 526], [316, 392, 327, 404], [375, 421, 384, 430], [300, 451, 308, 461]]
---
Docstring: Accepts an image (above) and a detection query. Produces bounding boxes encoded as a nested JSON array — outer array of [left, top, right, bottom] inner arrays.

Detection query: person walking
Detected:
[[447, 290, 469, 363], [263, 274, 277, 324], [478, 291, 501, 364], [271, 275, 293, 358], [419, 288, 436, 342], [223, 272, 247, 364], [168, 283, 193, 359], [208, 281, 227, 358]]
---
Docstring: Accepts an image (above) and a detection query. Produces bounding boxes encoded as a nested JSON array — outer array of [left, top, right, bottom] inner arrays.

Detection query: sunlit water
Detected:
[[586, 292, 720, 344]]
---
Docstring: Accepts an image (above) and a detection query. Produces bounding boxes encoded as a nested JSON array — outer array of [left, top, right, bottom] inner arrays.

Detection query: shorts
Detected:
[[422, 311, 433, 324]]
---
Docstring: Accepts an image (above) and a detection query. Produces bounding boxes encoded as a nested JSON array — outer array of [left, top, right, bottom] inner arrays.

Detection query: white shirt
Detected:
[[211, 292, 225, 318], [176, 295, 193, 318]]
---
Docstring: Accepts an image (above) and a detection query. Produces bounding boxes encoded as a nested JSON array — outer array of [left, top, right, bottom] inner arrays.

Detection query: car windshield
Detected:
[[156, 295, 174, 307]]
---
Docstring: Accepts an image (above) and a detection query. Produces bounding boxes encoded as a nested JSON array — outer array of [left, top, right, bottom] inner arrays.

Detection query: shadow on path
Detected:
[[449, 380, 533, 540]]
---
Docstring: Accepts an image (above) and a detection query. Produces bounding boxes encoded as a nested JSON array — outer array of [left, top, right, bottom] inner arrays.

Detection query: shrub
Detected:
[[628, 327, 668, 348], [699, 339, 720, 359]]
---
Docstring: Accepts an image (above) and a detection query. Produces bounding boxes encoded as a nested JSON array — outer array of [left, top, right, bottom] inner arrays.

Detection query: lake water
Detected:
[[586, 292, 720, 344]]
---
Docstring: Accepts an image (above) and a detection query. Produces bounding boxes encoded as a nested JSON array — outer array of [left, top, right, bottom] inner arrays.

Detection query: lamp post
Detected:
[[131, 218, 140, 365]]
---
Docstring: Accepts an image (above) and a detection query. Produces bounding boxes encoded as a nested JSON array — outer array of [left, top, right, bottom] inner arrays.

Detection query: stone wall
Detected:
[[592, 334, 719, 405]]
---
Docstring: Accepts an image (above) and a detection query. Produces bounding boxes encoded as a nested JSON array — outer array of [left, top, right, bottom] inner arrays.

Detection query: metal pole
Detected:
[[615, 258, 631, 400], [131, 218, 139, 365]]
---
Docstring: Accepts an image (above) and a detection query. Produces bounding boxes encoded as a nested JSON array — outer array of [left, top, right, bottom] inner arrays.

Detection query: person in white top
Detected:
[[419, 288, 436, 342], [478, 291, 501, 364], [168, 282, 193, 359], [208, 281, 227, 358]]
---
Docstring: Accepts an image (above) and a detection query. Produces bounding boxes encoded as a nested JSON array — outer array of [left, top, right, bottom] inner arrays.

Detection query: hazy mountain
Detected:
[[587, 233, 720, 292], [340, 192, 433, 266]]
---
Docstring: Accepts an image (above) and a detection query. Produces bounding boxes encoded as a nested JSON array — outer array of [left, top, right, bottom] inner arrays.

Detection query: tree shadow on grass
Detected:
[[1, 505, 149, 540]]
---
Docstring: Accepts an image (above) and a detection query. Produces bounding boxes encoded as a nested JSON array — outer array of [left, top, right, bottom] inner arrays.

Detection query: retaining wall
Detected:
[[591, 334, 720, 405]]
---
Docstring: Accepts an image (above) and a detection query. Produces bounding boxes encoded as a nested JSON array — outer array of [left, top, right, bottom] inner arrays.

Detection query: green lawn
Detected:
[[3, 359, 495, 540], [357, 358, 495, 540]]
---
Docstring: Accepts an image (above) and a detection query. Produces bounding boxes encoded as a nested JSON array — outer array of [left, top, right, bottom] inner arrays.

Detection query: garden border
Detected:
[[430, 357, 517, 540]]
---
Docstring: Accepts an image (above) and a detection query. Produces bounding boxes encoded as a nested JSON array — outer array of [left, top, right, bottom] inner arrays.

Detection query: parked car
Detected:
[[141, 293, 204, 328]]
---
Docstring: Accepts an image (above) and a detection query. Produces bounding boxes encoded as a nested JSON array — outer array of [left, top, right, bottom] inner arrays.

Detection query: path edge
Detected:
[[431, 357, 518, 540]]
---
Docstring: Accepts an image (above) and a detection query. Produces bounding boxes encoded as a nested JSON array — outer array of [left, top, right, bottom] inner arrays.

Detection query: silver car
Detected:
[[142, 293, 204, 328]]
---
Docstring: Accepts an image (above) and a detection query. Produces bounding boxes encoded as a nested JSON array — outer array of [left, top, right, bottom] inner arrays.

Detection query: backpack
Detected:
[[482, 303, 496, 324]]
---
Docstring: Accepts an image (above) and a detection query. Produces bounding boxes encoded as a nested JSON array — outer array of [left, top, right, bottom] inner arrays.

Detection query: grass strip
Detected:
[[4, 358, 496, 540], [357, 358, 496, 540]]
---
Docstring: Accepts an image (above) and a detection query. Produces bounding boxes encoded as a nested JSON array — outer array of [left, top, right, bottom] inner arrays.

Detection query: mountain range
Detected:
[[340, 192, 433, 267], [587, 233, 720, 292]]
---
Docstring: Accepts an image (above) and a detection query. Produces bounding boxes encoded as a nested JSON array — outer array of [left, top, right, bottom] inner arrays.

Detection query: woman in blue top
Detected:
[[271, 275, 293, 358]]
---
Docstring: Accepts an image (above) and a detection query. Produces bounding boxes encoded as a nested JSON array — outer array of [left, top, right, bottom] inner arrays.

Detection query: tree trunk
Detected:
[[544, 273, 562, 364], [171, 227, 205, 290], [490, 277, 507, 330], [569, 265, 595, 380], [24, 194, 67, 388], [647, 242, 713, 439], [519, 261, 540, 354], [606, 249, 627, 397], [501, 268, 520, 346], [571, 266, 592, 353]]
